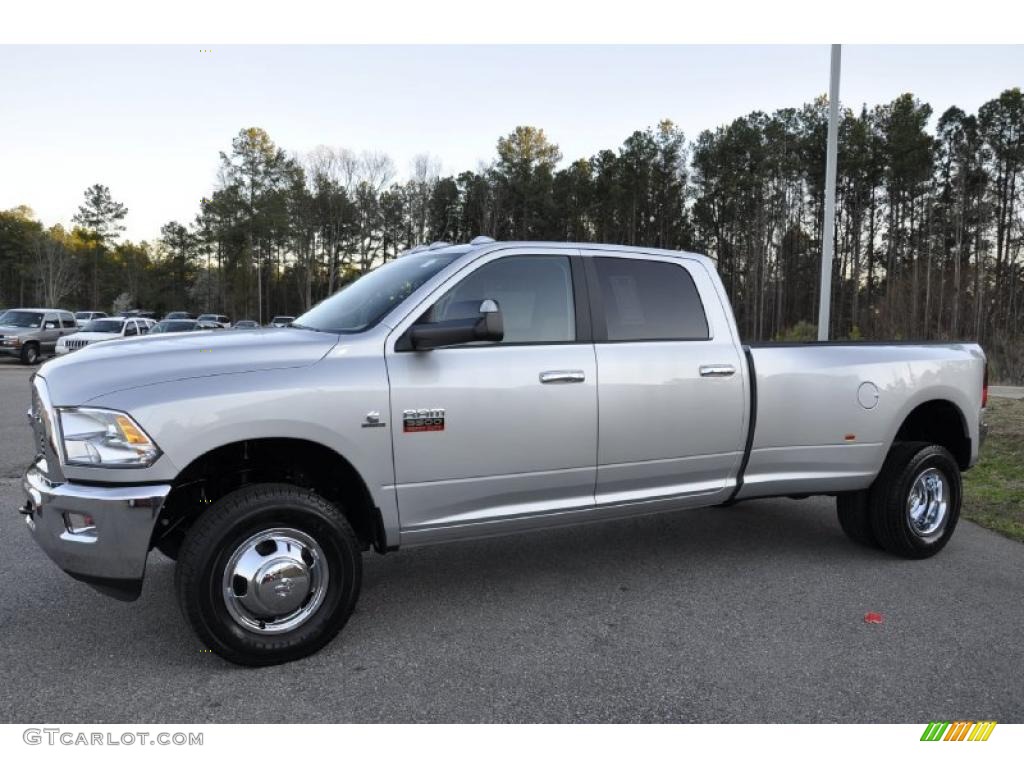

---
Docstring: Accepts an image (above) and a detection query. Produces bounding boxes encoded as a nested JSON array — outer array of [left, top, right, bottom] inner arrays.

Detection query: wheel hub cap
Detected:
[[222, 528, 328, 634], [906, 468, 948, 540]]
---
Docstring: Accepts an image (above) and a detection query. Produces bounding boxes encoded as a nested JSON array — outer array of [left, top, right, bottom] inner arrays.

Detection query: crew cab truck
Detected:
[[19, 240, 987, 666]]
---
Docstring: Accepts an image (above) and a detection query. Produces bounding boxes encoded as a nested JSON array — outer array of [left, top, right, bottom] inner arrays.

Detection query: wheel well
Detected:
[[894, 400, 971, 469], [155, 438, 385, 553]]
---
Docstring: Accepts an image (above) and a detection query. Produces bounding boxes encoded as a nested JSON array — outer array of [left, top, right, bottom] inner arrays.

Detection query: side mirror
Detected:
[[408, 299, 504, 351], [44, 321, 58, 330]]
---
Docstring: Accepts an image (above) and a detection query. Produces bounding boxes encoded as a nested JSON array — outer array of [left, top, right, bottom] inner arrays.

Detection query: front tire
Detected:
[[175, 483, 362, 666], [867, 442, 961, 559], [20, 343, 40, 365]]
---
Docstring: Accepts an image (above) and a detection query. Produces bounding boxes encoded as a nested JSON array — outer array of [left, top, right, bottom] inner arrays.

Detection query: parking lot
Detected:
[[1, 358, 1022, 723]]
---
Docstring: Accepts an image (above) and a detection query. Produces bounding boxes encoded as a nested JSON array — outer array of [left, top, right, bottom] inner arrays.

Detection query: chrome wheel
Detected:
[[222, 528, 329, 635], [906, 468, 948, 542]]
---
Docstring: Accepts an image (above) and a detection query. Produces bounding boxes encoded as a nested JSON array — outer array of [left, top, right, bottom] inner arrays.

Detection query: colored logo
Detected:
[[403, 408, 446, 433], [920, 721, 997, 741]]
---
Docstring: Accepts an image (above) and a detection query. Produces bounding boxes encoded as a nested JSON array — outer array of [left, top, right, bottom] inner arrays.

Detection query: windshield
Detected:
[[152, 320, 196, 333], [165, 312, 190, 320], [294, 253, 459, 333], [74, 312, 95, 320], [85, 319, 125, 334], [2, 311, 44, 328], [271, 316, 294, 324]]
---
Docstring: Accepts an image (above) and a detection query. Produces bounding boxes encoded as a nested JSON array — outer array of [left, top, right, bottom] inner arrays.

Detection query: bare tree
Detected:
[[33, 230, 76, 307]]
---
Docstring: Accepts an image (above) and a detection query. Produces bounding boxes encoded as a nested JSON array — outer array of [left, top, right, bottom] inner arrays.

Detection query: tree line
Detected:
[[1, 87, 1021, 380]]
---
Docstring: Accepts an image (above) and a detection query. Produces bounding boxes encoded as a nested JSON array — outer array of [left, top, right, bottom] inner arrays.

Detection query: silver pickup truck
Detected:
[[19, 240, 988, 666]]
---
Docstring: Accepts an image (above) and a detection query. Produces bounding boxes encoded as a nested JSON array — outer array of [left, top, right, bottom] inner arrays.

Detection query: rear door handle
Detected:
[[699, 364, 736, 378], [539, 370, 586, 384]]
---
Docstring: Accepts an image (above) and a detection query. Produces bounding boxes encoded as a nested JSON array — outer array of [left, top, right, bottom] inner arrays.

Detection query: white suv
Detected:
[[57, 316, 156, 354]]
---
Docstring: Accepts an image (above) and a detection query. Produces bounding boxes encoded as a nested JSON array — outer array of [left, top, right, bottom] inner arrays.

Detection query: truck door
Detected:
[[583, 252, 747, 507], [40, 313, 61, 352], [385, 250, 598, 535]]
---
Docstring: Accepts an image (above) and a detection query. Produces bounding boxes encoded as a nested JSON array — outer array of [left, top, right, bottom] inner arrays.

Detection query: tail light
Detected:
[[982, 362, 988, 408]]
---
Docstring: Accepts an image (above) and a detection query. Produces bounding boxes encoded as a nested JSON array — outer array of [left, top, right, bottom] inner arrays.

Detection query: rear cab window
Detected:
[[590, 257, 709, 341]]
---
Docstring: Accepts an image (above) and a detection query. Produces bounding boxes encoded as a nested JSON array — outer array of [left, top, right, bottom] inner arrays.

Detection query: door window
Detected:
[[430, 255, 575, 344], [592, 258, 709, 341]]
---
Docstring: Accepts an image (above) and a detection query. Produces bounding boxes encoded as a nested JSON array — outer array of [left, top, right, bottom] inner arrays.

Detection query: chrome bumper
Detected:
[[21, 461, 171, 601]]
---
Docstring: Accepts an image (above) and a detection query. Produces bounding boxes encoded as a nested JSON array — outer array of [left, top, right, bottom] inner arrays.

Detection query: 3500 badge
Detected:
[[403, 408, 446, 432]]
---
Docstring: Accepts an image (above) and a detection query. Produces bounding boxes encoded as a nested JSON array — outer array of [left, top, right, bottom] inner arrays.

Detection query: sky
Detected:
[[1, 45, 1021, 243]]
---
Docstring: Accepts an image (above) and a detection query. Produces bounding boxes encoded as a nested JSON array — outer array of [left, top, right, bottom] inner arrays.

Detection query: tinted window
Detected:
[[593, 258, 708, 341], [431, 256, 575, 344], [60, 313, 76, 328], [86, 319, 125, 333]]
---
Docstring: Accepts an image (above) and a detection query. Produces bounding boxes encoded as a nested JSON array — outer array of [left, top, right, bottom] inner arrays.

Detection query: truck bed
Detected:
[[735, 342, 986, 500]]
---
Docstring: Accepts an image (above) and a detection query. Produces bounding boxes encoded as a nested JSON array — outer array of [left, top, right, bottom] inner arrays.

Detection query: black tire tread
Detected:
[[868, 441, 961, 559], [175, 482, 361, 666], [20, 342, 40, 365], [836, 490, 881, 549]]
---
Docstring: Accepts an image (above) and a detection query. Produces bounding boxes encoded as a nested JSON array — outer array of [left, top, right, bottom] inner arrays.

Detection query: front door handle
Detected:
[[539, 370, 586, 384], [699, 364, 736, 378]]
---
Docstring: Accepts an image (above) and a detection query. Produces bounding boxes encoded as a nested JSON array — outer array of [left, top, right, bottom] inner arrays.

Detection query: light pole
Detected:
[[817, 44, 842, 341]]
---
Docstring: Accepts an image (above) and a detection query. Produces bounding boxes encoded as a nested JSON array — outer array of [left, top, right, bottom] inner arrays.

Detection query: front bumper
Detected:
[[21, 460, 171, 601]]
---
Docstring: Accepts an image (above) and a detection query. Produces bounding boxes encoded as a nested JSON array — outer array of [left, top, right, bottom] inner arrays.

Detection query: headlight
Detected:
[[57, 408, 161, 467]]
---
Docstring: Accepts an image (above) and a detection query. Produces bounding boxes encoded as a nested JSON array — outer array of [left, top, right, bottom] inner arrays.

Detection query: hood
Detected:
[[0, 323, 40, 336], [38, 327, 340, 405], [58, 331, 120, 343]]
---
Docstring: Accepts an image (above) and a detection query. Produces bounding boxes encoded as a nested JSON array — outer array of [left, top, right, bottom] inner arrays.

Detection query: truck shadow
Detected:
[[131, 496, 894, 668]]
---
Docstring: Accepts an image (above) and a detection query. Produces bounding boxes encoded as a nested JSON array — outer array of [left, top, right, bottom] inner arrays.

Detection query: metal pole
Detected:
[[817, 44, 841, 341]]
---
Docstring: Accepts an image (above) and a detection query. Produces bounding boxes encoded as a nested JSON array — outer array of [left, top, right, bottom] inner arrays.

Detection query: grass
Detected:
[[963, 396, 1024, 543]]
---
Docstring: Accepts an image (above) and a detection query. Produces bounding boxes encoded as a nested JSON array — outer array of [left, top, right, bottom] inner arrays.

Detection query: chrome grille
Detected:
[[64, 338, 91, 351]]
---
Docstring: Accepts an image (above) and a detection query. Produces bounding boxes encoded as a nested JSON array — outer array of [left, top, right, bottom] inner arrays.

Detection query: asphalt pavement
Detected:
[[0, 359, 1022, 723]]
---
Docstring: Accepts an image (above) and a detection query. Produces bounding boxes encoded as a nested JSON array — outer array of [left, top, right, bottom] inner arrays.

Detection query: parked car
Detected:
[[74, 311, 107, 323], [56, 316, 154, 354], [0, 308, 77, 364], [233, 320, 260, 329], [196, 313, 231, 328], [269, 315, 295, 327], [150, 319, 207, 334], [21, 240, 987, 666], [163, 311, 194, 321]]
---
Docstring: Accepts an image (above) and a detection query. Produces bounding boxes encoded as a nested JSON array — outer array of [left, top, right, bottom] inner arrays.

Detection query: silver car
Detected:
[[0, 308, 77, 364]]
